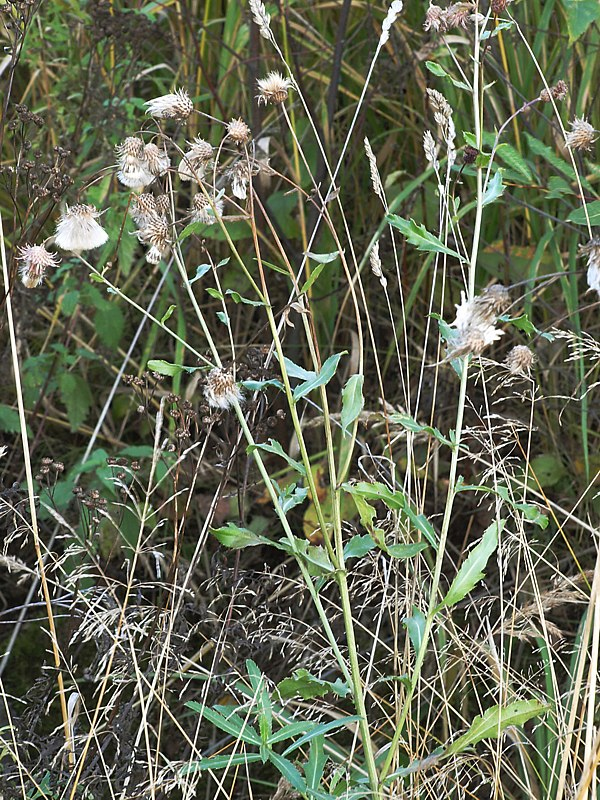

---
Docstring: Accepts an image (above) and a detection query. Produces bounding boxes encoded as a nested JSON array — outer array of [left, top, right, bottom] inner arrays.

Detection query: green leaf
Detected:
[[525, 132, 577, 181], [0, 404, 22, 434], [440, 520, 503, 609], [343, 482, 438, 549], [188, 264, 211, 284], [276, 537, 335, 576], [95, 302, 124, 349], [301, 262, 327, 294], [277, 669, 350, 701], [247, 438, 307, 476], [268, 752, 308, 793], [567, 201, 600, 226], [282, 716, 362, 756], [58, 373, 92, 431], [425, 60, 470, 90], [293, 352, 345, 402], [340, 374, 364, 435], [181, 753, 263, 773], [276, 482, 309, 514], [530, 454, 567, 489], [241, 378, 285, 392], [160, 304, 176, 324], [146, 359, 200, 377], [387, 542, 429, 559], [444, 699, 547, 757], [482, 170, 505, 206], [496, 143, 533, 182], [562, 0, 600, 43], [185, 703, 261, 745], [277, 355, 316, 381], [206, 287, 223, 301], [225, 289, 265, 306], [211, 523, 267, 549], [305, 250, 340, 264], [387, 412, 452, 447], [456, 481, 549, 528], [343, 534, 377, 560], [403, 607, 426, 654], [386, 216, 464, 261]]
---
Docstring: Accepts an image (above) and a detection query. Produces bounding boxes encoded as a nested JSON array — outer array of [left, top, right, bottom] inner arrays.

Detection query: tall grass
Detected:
[[1, 1, 599, 798]]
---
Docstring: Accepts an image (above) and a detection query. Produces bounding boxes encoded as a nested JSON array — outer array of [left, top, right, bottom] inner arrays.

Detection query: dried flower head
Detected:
[[190, 193, 224, 225], [505, 345, 535, 376], [539, 80, 568, 103], [130, 193, 158, 227], [17, 244, 60, 288], [226, 160, 258, 200], [226, 117, 252, 146], [143, 143, 170, 176], [580, 237, 600, 294], [116, 136, 155, 188], [491, 0, 511, 15], [155, 194, 171, 217], [565, 117, 598, 151], [204, 368, 243, 410], [444, 2, 479, 29], [257, 72, 293, 105], [135, 214, 171, 263], [423, 3, 447, 32], [54, 204, 109, 253], [463, 144, 479, 164], [144, 88, 194, 120], [446, 284, 510, 360], [178, 137, 214, 182]]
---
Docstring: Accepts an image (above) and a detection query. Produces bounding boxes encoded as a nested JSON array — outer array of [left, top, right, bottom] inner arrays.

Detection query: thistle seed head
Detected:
[[423, 3, 447, 32], [204, 368, 243, 410], [580, 237, 600, 294], [143, 143, 170, 176], [17, 244, 60, 288], [226, 117, 252, 146], [256, 72, 293, 105], [565, 117, 598, 151], [116, 136, 155, 188], [130, 193, 158, 227], [190, 193, 224, 224], [539, 80, 568, 103], [144, 88, 194, 120], [505, 345, 535, 376], [54, 204, 109, 253]]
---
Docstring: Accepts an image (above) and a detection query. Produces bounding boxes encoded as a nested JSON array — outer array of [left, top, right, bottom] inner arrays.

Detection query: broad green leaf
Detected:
[[282, 716, 362, 756], [387, 541, 429, 559], [403, 607, 426, 654], [530, 454, 567, 489], [58, 373, 92, 431], [0, 404, 22, 434], [95, 302, 124, 349], [562, 0, 600, 43], [440, 520, 503, 609], [305, 736, 327, 791], [343, 534, 377, 560], [277, 355, 316, 381], [345, 492, 386, 546], [211, 523, 267, 550], [293, 352, 345, 401], [276, 482, 309, 514], [387, 216, 464, 261], [425, 60, 471, 90], [456, 481, 549, 528], [388, 412, 452, 447], [248, 438, 307, 476], [567, 201, 600, 226], [301, 262, 327, 294], [185, 703, 261, 745], [444, 699, 547, 757], [305, 250, 340, 264], [340, 374, 364, 435], [343, 482, 438, 549], [188, 263, 211, 284], [276, 537, 335, 576], [206, 287, 223, 301], [147, 359, 200, 377], [277, 669, 350, 701], [525, 132, 577, 181], [241, 378, 285, 391], [482, 170, 505, 206]]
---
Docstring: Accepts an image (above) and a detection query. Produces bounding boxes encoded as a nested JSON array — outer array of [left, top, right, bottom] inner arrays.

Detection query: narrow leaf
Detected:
[[340, 374, 364, 435], [247, 438, 307, 476], [386, 216, 464, 261], [293, 352, 345, 402], [441, 520, 503, 609], [482, 170, 505, 206], [211, 523, 267, 550]]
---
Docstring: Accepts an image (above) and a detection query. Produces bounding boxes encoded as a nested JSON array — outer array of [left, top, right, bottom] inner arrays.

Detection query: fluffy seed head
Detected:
[[130, 193, 158, 227], [136, 215, 170, 249], [565, 117, 598, 151], [444, 2, 478, 29], [226, 117, 252, 146], [204, 368, 243, 410], [423, 4, 447, 32], [17, 244, 60, 288], [155, 194, 171, 217], [190, 193, 224, 224], [144, 88, 194, 120], [116, 136, 155, 188], [446, 285, 509, 360], [257, 72, 293, 105], [54, 204, 109, 253], [143, 143, 170, 176], [226, 160, 257, 200], [505, 345, 535, 375], [540, 80, 568, 103], [177, 138, 214, 182], [581, 237, 600, 294]]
